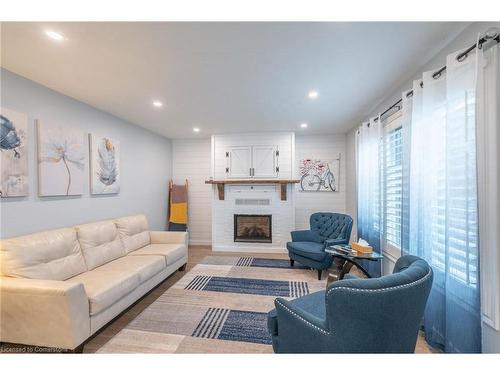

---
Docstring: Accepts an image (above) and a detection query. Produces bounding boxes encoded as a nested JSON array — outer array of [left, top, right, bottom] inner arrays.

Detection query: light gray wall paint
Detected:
[[0, 69, 172, 238]]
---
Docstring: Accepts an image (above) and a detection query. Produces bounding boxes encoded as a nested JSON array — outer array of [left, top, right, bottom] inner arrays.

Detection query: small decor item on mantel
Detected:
[[37, 121, 85, 196], [89, 134, 120, 194], [0, 108, 29, 197], [299, 154, 340, 192]]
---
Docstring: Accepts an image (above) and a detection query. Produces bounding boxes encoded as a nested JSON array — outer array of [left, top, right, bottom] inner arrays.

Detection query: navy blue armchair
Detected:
[[287, 212, 353, 279], [268, 255, 433, 353]]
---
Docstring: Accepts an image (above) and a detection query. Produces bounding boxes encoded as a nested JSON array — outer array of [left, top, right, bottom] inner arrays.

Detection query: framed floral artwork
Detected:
[[37, 121, 85, 196], [89, 134, 120, 194]]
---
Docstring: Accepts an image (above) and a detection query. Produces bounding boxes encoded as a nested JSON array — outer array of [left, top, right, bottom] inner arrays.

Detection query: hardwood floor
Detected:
[[0, 245, 439, 353]]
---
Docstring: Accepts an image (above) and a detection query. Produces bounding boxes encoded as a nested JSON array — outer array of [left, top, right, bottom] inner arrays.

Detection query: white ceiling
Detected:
[[1, 22, 469, 138]]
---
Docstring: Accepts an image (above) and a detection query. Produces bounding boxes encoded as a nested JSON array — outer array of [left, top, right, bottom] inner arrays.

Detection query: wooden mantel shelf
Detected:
[[205, 179, 300, 201]]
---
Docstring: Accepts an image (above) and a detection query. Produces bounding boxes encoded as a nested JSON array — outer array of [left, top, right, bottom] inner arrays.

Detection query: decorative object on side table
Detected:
[[325, 240, 383, 284]]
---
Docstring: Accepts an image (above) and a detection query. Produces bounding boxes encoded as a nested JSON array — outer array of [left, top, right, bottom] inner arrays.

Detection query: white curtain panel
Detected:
[[356, 117, 382, 254], [403, 45, 483, 352], [476, 43, 500, 331], [357, 33, 499, 352]]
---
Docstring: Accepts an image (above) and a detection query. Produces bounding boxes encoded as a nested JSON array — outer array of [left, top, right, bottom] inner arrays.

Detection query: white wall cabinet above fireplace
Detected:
[[226, 145, 278, 178]]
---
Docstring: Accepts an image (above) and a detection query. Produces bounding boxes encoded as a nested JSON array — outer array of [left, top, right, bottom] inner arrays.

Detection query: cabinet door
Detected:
[[252, 145, 277, 178], [228, 146, 251, 178]]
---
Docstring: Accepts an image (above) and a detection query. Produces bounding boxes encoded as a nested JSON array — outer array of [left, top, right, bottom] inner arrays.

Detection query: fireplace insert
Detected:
[[234, 214, 272, 243]]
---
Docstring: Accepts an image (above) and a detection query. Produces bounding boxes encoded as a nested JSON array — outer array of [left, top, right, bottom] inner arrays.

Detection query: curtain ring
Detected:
[[457, 52, 468, 62], [419, 81, 424, 88], [432, 71, 441, 80]]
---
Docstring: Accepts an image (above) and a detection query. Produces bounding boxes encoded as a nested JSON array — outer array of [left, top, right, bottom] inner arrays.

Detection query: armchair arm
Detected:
[[325, 237, 350, 246], [0, 277, 90, 349], [273, 297, 330, 352], [290, 230, 321, 243], [150, 231, 188, 247]]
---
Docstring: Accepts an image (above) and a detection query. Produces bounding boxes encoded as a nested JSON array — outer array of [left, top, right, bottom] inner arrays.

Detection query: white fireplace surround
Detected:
[[210, 132, 295, 252]]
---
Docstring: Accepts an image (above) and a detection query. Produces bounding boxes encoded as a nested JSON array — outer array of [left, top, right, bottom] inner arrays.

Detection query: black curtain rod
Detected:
[[372, 32, 500, 123]]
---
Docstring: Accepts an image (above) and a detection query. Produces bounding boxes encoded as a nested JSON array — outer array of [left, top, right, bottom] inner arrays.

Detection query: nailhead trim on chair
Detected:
[[326, 269, 432, 299], [274, 269, 431, 338], [275, 300, 330, 335]]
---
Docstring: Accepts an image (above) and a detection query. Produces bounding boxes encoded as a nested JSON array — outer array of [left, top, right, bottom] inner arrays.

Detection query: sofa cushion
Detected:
[[129, 243, 186, 265], [75, 220, 126, 270], [68, 255, 165, 315], [114, 215, 150, 253], [286, 241, 327, 262], [0, 228, 87, 280]]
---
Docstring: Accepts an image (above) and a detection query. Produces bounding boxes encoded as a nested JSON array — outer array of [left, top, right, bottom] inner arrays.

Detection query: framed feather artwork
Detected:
[[89, 134, 120, 194], [1, 108, 29, 197]]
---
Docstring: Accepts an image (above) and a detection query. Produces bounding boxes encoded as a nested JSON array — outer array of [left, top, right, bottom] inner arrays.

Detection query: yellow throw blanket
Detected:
[[169, 184, 188, 224]]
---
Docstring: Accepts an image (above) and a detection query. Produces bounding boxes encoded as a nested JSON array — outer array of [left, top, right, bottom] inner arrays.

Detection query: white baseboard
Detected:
[[188, 239, 212, 246], [212, 246, 287, 254]]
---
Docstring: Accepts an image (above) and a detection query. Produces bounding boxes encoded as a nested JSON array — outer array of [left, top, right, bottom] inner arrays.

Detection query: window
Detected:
[[382, 114, 403, 257]]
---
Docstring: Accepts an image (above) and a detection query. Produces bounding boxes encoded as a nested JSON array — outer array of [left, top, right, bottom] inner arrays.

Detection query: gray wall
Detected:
[[0, 69, 172, 237]]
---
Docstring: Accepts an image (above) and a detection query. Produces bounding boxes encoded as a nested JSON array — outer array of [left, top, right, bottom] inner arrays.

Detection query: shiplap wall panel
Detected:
[[172, 138, 212, 245], [172, 134, 349, 246], [295, 134, 347, 230]]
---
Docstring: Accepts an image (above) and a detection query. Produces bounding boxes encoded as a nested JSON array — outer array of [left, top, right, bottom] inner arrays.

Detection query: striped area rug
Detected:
[[97, 255, 325, 353]]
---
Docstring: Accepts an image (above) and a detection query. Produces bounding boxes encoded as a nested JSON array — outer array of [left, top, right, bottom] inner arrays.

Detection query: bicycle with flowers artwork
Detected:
[[299, 157, 339, 192]]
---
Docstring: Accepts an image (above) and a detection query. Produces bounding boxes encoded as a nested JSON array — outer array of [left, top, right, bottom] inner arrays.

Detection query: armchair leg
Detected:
[[290, 259, 294, 267], [178, 264, 187, 271], [317, 269, 322, 280]]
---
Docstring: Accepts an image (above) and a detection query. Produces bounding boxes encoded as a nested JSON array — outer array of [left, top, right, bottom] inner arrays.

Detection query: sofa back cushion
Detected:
[[75, 220, 126, 270], [0, 228, 87, 280], [114, 214, 150, 253]]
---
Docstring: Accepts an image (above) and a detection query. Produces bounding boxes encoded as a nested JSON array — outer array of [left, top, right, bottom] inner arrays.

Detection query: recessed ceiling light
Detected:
[[300, 123, 308, 129], [193, 127, 201, 133], [152, 100, 163, 108], [45, 30, 65, 41], [308, 90, 319, 99]]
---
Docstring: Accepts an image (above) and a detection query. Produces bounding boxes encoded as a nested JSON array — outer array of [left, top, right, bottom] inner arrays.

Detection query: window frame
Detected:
[[381, 112, 403, 263]]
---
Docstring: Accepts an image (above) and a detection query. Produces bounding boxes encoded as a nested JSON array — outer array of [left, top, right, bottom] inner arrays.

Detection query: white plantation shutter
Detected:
[[383, 122, 403, 250]]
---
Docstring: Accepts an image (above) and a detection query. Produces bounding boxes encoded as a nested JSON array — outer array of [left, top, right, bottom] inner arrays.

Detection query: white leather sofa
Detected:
[[0, 214, 188, 350]]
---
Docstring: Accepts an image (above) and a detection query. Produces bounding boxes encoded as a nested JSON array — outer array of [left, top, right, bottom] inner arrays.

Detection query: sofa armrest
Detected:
[[0, 277, 90, 349], [290, 230, 320, 243], [150, 231, 188, 247]]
